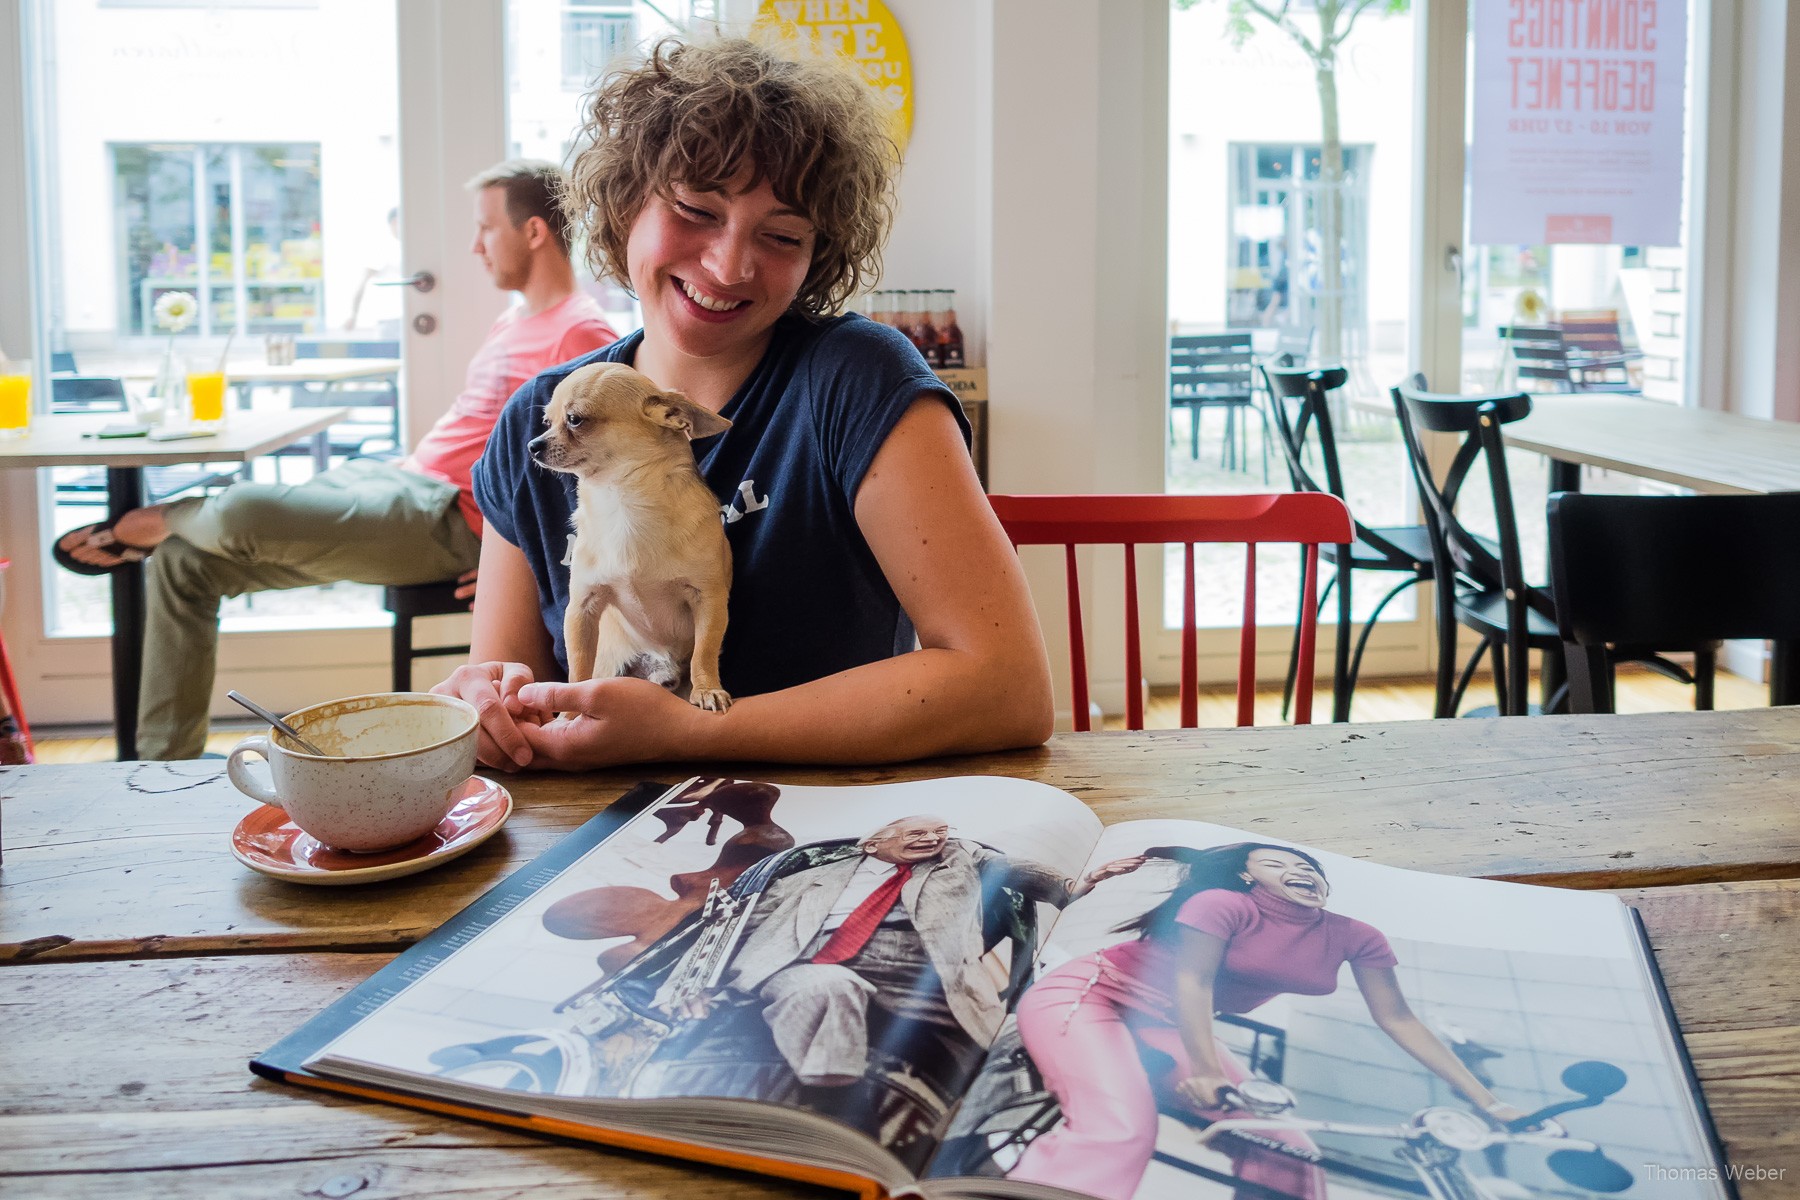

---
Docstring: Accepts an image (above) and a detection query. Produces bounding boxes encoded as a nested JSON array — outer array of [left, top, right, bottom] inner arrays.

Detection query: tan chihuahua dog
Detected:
[[529, 362, 734, 712]]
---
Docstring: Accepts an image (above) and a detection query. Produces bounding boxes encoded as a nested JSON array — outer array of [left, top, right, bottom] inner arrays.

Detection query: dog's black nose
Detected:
[[528, 430, 553, 464]]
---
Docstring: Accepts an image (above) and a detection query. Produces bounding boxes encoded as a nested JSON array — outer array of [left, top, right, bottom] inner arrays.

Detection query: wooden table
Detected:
[[2, 710, 1796, 1196], [1508, 394, 1800, 495], [0, 408, 348, 759]]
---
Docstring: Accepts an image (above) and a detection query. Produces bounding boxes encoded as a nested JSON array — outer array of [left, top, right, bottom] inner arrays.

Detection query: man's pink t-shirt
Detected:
[[402, 292, 616, 536], [1100, 885, 1397, 1021]]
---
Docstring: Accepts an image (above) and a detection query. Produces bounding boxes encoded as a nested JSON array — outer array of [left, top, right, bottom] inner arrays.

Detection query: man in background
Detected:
[[54, 159, 617, 759]]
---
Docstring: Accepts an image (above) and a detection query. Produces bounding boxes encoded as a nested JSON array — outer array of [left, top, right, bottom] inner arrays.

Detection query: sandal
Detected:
[[51, 518, 155, 576]]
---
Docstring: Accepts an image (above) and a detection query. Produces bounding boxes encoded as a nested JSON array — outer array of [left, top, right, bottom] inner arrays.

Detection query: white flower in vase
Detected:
[[145, 290, 199, 424]]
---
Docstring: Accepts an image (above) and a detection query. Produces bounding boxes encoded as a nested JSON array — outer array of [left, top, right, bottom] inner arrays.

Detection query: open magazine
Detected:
[[254, 776, 1736, 1200]]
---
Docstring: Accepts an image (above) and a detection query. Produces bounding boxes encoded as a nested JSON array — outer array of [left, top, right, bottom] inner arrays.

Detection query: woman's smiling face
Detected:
[[1240, 849, 1330, 908], [625, 170, 816, 366]]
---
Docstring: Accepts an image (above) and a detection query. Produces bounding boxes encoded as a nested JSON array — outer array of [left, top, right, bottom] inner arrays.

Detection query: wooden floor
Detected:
[[1115, 661, 1769, 730], [22, 663, 1771, 762]]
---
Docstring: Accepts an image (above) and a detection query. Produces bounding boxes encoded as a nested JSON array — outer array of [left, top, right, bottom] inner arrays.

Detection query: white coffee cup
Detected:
[[227, 692, 479, 852]]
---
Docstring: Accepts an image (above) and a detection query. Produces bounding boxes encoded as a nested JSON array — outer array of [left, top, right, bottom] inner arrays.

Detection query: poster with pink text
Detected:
[[1470, 0, 1686, 246]]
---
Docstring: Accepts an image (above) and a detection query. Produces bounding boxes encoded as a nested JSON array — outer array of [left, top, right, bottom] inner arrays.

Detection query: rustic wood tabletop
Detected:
[[3, 710, 1797, 1196]]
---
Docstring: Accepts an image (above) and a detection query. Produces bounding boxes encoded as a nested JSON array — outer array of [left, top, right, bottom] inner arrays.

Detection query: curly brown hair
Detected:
[[565, 36, 899, 318]]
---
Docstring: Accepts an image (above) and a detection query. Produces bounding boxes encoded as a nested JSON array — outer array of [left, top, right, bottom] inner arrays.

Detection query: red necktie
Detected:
[[812, 863, 913, 965]]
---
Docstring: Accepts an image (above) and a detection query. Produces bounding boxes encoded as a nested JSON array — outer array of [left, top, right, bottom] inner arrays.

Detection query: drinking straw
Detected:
[[215, 332, 235, 375]]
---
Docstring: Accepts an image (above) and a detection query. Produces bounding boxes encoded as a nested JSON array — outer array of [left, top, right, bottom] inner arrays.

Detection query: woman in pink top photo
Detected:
[[1007, 842, 1527, 1200]]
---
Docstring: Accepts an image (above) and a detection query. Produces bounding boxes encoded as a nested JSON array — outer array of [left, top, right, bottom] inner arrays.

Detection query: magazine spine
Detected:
[[1628, 905, 1741, 1200], [255, 1068, 887, 1198]]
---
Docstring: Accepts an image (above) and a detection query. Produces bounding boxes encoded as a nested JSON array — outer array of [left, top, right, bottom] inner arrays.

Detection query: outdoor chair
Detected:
[[1501, 323, 1639, 394], [287, 336, 403, 462], [1263, 364, 1439, 722], [1393, 377, 1565, 717], [988, 492, 1353, 729], [1547, 492, 1800, 712], [1169, 332, 1269, 480]]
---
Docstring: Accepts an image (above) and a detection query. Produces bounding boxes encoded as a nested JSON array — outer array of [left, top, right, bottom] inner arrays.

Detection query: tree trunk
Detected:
[[1313, 17, 1345, 362]]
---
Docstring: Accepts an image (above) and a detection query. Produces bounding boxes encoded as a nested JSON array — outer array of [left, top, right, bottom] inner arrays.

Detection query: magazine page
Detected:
[[302, 775, 1103, 1183], [927, 820, 1730, 1200]]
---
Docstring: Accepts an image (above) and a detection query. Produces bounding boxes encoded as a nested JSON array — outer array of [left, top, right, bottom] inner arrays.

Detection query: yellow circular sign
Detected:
[[752, 0, 913, 150]]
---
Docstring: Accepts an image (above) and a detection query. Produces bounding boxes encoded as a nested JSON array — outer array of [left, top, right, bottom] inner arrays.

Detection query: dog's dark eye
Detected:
[[565, 412, 583, 429]]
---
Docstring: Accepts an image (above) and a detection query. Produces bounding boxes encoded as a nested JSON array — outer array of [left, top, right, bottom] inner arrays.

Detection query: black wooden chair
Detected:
[[1547, 492, 1800, 712], [1169, 332, 1268, 480], [383, 580, 470, 692], [1393, 376, 1565, 717], [1264, 364, 1438, 722]]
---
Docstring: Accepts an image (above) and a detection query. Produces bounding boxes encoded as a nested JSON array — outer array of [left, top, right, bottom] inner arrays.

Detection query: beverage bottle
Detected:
[[912, 290, 940, 366], [872, 290, 896, 327], [934, 289, 965, 369], [894, 289, 919, 344]]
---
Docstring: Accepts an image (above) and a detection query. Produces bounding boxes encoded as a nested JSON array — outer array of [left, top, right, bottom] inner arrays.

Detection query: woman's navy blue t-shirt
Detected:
[[471, 312, 968, 695]]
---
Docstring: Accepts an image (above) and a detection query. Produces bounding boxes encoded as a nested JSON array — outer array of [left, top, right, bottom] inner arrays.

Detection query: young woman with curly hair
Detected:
[[438, 38, 1052, 770], [1009, 843, 1527, 1200]]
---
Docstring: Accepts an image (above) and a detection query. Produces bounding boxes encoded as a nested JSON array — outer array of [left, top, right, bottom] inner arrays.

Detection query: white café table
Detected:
[[0, 408, 348, 759]]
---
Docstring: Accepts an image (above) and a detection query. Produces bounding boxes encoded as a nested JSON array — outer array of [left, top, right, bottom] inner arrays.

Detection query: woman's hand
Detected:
[[1174, 1072, 1237, 1112], [1479, 1100, 1533, 1128], [513, 676, 702, 770], [433, 660, 544, 771], [1070, 855, 1148, 899]]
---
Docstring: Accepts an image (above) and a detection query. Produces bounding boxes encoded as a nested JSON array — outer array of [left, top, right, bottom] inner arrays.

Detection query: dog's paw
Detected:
[[690, 688, 732, 713]]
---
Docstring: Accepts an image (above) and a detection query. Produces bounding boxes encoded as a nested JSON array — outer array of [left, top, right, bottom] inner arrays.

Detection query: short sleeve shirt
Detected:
[[1100, 886, 1397, 1020], [471, 312, 968, 694]]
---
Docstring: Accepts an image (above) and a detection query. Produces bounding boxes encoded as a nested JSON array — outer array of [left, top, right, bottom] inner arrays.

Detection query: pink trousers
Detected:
[[1008, 953, 1325, 1200]]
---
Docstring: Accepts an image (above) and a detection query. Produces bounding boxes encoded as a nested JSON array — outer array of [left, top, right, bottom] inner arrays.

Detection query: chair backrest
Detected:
[[295, 338, 401, 359], [1392, 377, 1538, 597], [50, 375, 129, 413], [1501, 324, 1575, 392], [1548, 492, 1800, 648], [1262, 364, 1352, 500], [1556, 309, 1629, 357], [50, 350, 78, 374], [1170, 333, 1255, 400], [989, 492, 1353, 730], [1393, 377, 1544, 712]]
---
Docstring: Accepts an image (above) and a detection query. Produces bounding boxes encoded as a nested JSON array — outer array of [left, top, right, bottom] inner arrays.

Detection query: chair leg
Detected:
[[1190, 405, 1200, 459], [1491, 638, 1511, 715], [391, 612, 413, 693], [1449, 638, 1488, 715], [1280, 561, 1310, 722], [1331, 551, 1352, 723], [1694, 644, 1716, 711], [1433, 582, 1458, 718], [1344, 575, 1422, 716], [1563, 643, 1614, 714]]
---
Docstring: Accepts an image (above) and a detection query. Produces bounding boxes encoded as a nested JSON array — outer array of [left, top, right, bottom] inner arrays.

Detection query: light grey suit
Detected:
[[722, 840, 1074, 1085]]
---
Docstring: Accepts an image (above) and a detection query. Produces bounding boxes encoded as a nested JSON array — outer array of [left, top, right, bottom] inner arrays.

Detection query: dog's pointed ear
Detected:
[[644, 392, 732, 441]]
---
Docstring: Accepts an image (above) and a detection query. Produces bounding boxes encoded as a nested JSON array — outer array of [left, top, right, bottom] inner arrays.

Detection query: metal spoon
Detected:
[[226, 690, 328, 756]]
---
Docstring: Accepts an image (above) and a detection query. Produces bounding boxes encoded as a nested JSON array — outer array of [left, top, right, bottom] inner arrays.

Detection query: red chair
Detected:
[[989, 493, 1354, 729], [0, 558, 34, 764]]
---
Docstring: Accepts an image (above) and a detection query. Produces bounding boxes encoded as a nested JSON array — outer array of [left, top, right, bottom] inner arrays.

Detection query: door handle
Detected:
[[375, 271, 436, 294]]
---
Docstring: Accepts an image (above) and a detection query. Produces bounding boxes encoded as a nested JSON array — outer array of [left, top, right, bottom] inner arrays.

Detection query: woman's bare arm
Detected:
[[1170, 925, 1236, 1109], [515, 396, 1055, 768], [432, 527, 560, 770], [1353, 963, 1523, 1118]]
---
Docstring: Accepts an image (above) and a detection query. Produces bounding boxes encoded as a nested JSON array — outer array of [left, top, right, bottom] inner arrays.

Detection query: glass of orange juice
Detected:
[[185, 356, 227, 431], [0, 361, 31, 440]]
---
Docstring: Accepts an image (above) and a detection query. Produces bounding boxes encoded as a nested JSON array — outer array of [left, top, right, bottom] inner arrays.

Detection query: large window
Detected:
[[560, 2, 635, 88], [115, 142, 324, 341]]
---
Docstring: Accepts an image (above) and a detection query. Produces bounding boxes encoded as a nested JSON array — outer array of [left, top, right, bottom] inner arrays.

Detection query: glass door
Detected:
[[1157, 0, 1434, 697], [0, 0, 500, 727]]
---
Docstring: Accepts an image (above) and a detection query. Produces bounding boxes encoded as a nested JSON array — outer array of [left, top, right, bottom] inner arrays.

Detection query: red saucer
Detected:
[[231, 776, 512, 885]]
